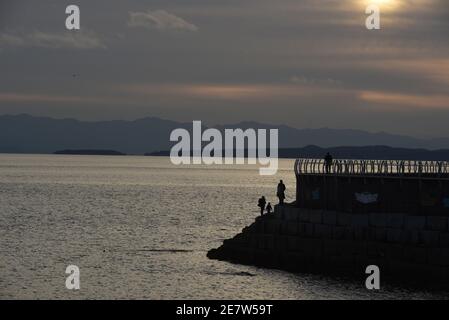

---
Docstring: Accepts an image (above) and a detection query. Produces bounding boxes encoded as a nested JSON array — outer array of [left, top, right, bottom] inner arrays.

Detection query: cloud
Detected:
[[368, 59, 449, 87], [290, 75, 342, 86], [0, 30, 105, 49], [120, 83, 348, 101], [360, 91, 449, 110], [0, 92, 108, 104], [128, 10, 198, 32]]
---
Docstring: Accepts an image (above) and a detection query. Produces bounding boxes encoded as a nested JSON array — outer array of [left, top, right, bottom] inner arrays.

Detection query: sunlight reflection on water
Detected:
[[0, 154, 446, 299]]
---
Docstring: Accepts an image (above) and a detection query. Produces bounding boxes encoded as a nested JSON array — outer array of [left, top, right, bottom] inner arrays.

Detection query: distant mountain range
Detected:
[[1, 114, 449, 157], [148, 145, 449, 161], [54, 149, 126, 156]]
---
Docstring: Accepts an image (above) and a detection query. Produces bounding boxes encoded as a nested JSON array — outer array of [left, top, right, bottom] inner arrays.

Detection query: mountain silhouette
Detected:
[[1, 114, 449, 154], [147, 145, 449, 161]]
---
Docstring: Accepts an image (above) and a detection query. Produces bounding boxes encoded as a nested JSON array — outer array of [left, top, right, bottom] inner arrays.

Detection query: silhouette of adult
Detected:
[[324, 152, 333, 174], [277, 180, 286, 205], [258, 196, 266, 215]]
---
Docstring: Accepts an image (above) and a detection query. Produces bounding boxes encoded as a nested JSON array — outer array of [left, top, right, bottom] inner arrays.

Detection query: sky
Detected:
[[0, 0, 448, 138]]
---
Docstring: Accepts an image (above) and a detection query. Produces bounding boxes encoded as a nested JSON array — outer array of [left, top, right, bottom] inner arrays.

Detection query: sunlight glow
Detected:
[[369, 0, 392, 4], [361, 0, 401, 11]]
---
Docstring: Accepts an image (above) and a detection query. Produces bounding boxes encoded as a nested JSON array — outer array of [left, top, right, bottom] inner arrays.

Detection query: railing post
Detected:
[[294, 158, 449, 177]]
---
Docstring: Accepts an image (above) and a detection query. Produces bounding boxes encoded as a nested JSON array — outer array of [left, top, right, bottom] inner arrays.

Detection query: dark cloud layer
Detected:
[[0, 0, 448, 138]]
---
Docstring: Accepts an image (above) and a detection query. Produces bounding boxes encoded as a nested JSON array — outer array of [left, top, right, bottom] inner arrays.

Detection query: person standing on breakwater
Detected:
[[258, 196, 266, 215], [277, 180, 286, 205], [324, 152, 333, 174]]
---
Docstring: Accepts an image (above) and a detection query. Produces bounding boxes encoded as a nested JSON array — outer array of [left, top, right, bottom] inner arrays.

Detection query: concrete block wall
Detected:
[[296, 174, 449, 216], [210, 204, 449, 282]]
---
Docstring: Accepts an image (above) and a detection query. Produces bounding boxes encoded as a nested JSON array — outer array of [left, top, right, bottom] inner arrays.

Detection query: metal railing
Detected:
[[294, 159, 449, 177]]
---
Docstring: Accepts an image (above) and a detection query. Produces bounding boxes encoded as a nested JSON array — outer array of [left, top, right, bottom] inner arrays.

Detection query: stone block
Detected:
[[274, 204, 284, 216], [374, 228, 387, 242], [403, 246, 427, 264], [333, 226, 345, 240], [408, 230, 420, 245], [369, 213, 388, 228], [274, 235, 288, 251], [249, 234, 258, 247], [266, 235, 275, 250], [427, 248, 449, 267], [388, 261, 411, 275], [354, 227, 368, 240], [387, 213, 405, 229], [309, 210, 323, 224], [323, 211, 337, 225], [285, 207, 299, 221], [299, 210, 310, 223], [438, 249, 449, 267], [377, 243, 389, 258], [422, 265, 448, 282], [352, 241, 367, 255], [287, 223, 298, 236], [257, 235, 266, 250], [337, 212, 352, 226], [427, 248, 441, 265], [420, 230, 440, 246], [264, 220, 280, 234], [323, 239, 338, 256], [283, 252, 304, 270], [314, 224, 332, 238], [334, 240, 353, 256], [297, 223, 306, 235], [272, 220, 281, 234], [280, 221, 289, 235], [405, 216, 426, 230], [354, 255, 370, 268], [367, 242, 380, 258], [332, 254, 354, 268], [386, 228, 403, 243], [400, 230, 410, 243], [253, 249, 269, 265], [440, 233, 449, 247], [343, 227, 354, 240], [255, 220, 264, 233], [352, 214, 369, 227], [296, 238, 306, 252], [301, 238, 323, 256], [233, 233, 245, 241], [287, 236, 298, 251], [384, 244, 404, 260], [427, 216, 447, 232], [304, 223, 314, 237]]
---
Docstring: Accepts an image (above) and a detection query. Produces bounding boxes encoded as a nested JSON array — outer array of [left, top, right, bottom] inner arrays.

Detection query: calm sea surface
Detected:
[[0, 154, 447, 299]]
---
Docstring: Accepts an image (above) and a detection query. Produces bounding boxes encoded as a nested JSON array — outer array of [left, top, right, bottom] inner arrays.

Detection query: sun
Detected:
[[362, 0, 400, 10]]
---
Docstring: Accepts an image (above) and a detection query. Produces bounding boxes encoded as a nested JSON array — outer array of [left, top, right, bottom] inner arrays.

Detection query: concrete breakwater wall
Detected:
[[296, 174, 449, 215], [208, 205, 449, 284]]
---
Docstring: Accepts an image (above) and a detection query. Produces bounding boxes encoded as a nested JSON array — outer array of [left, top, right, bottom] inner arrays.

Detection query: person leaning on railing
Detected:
[[324, 152, 333, 174]]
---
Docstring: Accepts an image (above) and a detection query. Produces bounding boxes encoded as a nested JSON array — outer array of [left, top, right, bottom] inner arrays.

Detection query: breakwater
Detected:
[[208, 159, 449, 285]]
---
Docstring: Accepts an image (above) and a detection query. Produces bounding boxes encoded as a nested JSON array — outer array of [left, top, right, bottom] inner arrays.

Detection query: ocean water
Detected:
[[0, 154, 446, 300]]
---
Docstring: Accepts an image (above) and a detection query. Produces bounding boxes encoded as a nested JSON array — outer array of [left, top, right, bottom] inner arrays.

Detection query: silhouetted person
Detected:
[[258, 196, 266, 215], [325, 152, 333, 174], [277, 180, 286, 205], [266, 202, 272, 214]]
